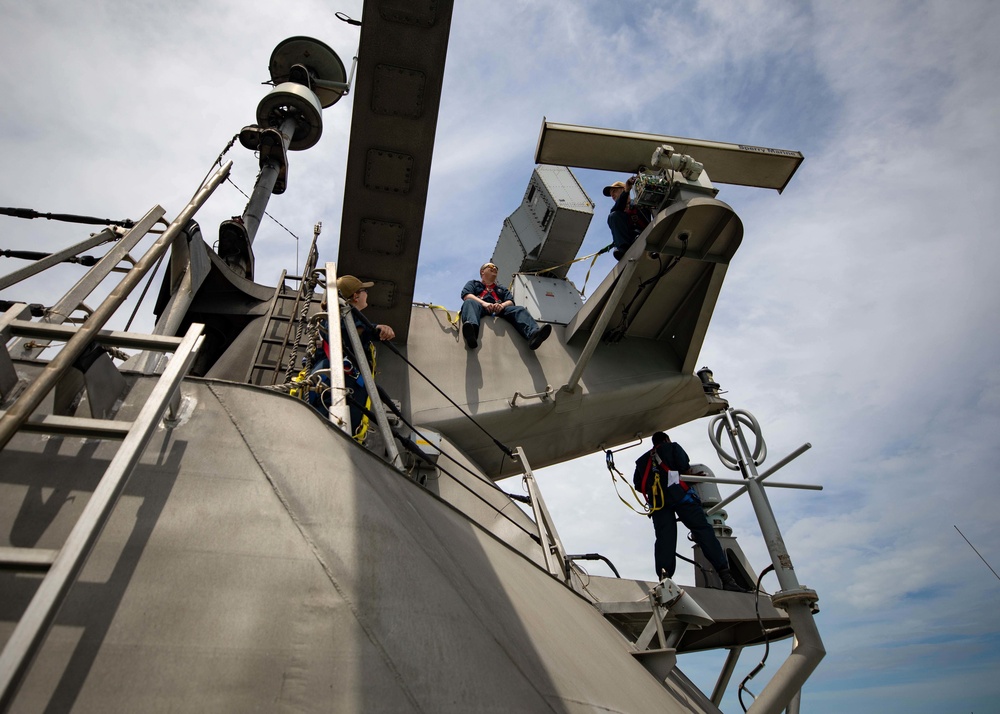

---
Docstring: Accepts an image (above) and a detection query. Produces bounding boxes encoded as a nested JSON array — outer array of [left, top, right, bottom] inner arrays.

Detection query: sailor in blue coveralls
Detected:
[[634, 431, 748, 592], [459, 262, 552, 350]]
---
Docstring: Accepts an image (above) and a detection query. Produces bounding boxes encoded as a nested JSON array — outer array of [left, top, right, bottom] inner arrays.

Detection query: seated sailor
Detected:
[[308, 275, 395, 444], [460, 262, 551, 351]]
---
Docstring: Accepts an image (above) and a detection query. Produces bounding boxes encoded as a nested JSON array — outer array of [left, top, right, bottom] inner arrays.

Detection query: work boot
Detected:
[[528, 324, 552, 350], [719, 568, 750, 593], [462, 323, 478, 349], [613, 249, 624, 261]]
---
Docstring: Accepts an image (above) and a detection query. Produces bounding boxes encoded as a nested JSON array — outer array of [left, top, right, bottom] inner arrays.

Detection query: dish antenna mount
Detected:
[[222, 37, 348, 279]]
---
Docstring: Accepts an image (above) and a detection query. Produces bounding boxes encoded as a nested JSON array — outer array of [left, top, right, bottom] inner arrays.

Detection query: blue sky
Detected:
[[2, 1, 999, 711]]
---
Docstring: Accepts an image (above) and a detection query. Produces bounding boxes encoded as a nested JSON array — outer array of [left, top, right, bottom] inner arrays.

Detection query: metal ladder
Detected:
[[0, 310, 205, 708]]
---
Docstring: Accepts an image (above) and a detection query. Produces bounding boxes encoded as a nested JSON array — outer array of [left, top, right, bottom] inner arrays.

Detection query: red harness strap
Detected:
[[478, 285, 500, 303], [645, 449, 690, 493], [640, 454, 654, 495]]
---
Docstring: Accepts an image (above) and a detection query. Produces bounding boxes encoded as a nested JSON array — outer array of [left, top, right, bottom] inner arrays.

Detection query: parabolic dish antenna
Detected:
[[268, 36, 347, 108]]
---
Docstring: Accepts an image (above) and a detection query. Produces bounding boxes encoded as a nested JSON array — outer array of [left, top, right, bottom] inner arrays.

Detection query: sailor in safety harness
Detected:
[[634, 431, 748, 592], [459, 262, 552, 351], [309, 275, 395, 443], [603, 177, 651, 261]]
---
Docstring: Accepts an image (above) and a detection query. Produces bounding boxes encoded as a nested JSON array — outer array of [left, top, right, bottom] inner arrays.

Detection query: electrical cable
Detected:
[[738, 564, 776, 712], [605, 235, 687, 343], [0, 206, 135, 228]]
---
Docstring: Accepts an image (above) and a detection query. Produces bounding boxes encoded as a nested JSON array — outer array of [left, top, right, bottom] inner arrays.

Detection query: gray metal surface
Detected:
[[511, 273, 584, 324], [566, 196, 743, 376], [581, 575, 792, 654], [0, 324, 204, 708], [336, 0, 456, 343], [490, 166, 594, 285], [1, 379, 719, 712], [402, 306, 722, 478], [535, 121, 804, 193]]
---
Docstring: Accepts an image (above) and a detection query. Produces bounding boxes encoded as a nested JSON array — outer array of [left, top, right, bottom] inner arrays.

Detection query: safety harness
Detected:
[[639, 446, 699, 512], [478, 284, 501, 303]]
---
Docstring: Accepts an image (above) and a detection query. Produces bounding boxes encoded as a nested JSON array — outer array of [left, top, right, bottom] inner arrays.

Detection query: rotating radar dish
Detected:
[[268, 36, 347, 108]]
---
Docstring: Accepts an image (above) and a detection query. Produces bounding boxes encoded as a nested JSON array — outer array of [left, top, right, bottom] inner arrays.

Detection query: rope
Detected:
[[515, 247, 607, 279], [605, 449, 654, 515], [350, 306, 515, 458], [412, 302, 460, 326], [579, 245, 613, 297]]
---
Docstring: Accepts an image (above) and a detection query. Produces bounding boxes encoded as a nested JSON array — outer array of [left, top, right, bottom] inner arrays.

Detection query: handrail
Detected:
[[338, 294, 403, 470], [0, 161, 231, 454], [516, 446, 568, 581]]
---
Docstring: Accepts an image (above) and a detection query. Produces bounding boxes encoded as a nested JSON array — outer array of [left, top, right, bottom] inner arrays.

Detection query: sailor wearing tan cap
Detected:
[[320, 275, 396, 443], [337, 275, 395, 345], [603, 176, 651, 260], [459, 262, 551, 351]]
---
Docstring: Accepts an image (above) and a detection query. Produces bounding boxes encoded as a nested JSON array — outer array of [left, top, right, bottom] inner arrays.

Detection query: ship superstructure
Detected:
[[1, 2, 823, 711]]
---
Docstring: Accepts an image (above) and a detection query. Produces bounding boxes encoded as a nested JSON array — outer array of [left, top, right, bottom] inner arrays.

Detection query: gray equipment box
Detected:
[[491, 165, 594, 286], [511, 274, 584, 325]]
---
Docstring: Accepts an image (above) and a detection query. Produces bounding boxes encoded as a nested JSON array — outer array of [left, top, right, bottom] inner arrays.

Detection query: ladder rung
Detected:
[[0, 411, 131, 439], [7, 320, 185, 352], [0, 547, 58, 572]]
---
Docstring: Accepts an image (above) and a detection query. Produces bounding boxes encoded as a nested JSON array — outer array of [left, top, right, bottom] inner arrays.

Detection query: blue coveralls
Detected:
[[459, 279, 543, 341], [608, 190, 651, 253], [634, 441, 729, 580]]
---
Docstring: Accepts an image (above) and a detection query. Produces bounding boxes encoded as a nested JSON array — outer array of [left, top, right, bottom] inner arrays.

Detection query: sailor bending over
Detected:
[[604, 176, 650, 261]]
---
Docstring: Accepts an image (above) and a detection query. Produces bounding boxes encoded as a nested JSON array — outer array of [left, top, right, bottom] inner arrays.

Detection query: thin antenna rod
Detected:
[[954, 525, 1000, 582]]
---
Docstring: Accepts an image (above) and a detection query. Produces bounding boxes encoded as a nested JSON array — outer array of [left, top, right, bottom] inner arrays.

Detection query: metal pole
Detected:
[[8, 207, 166, 360], [706, 443, 812, 516], [715, 408, 824, 714], [0, 228, 119, 291], [0, 162, 230, 454], [562, 256, 641, 393], [681, 474, 821, 490], [324, 263, 351, 434], [711, 647, 743, 705], [785, 688, 802, 714], [339, 297, 402, 470], [722, 410, 796, 591], [242, 117, 296, 244]]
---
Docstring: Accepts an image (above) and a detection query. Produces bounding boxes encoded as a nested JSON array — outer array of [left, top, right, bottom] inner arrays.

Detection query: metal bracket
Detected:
[[508, 385, 553, 408]]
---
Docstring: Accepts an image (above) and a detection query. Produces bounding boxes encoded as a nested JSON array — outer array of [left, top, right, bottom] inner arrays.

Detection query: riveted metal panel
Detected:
[[372, 64, 426, 118], [337, 0, 455, 343], [380, 0, 437, 26], [359, 218, 405, 255], [366, 279, 396, 309], [364, 149, 413, 193]]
